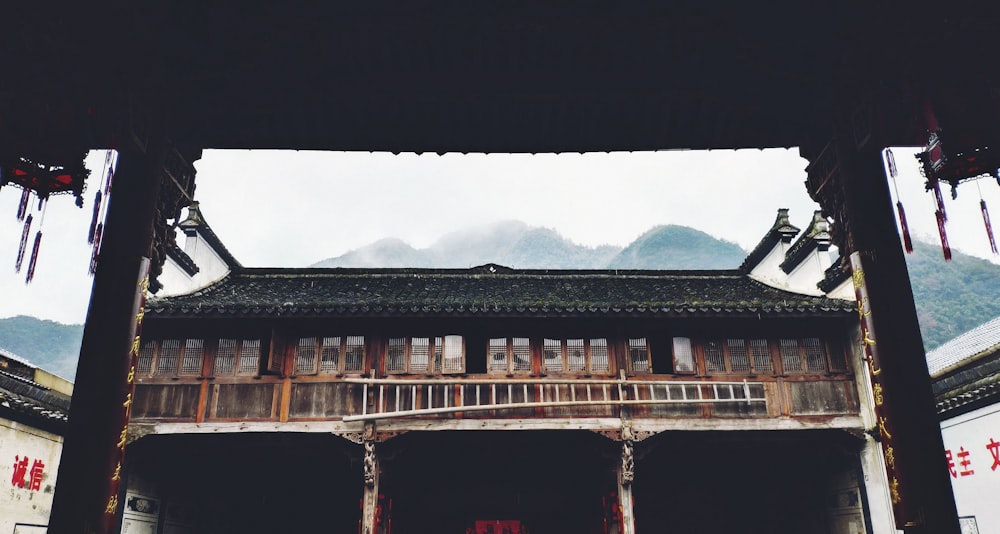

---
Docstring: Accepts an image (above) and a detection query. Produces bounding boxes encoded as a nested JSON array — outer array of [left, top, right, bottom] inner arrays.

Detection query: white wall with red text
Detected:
[[940, 403, 1000, 534], [1, 418, 63, 533]]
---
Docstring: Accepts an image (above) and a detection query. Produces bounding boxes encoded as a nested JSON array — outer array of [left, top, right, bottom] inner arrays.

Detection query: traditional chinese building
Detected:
[[0, 348, 72, 533], [928, 316, 1000, 534], [10, 4, 991, 532], [117, 205, 896, 533]]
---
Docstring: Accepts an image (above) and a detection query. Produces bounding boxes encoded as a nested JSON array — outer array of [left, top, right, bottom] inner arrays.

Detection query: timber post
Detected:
[[47, 113, 169, 533], [361, 423, 380, 534], [617, 420, 637, 534], [805, 136, 961, 534]]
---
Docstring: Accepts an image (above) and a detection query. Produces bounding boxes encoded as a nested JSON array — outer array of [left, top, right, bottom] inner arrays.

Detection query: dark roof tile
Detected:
[[147, 266, 854, 319]]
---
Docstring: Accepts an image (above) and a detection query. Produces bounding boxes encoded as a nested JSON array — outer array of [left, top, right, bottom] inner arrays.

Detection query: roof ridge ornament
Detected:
[[771, 208, 801, 242], [471, 263, 513, 274]]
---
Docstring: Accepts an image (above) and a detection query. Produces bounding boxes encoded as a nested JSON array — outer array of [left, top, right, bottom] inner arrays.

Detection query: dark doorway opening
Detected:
[[381, 431, 614, 534], [634, 430, 863, 534], [127, 433, 362, 533]]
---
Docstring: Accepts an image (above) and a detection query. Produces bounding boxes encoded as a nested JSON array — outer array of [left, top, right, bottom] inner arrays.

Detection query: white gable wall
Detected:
[[748, 241, 792, 289], [783, 247, 833, 296]]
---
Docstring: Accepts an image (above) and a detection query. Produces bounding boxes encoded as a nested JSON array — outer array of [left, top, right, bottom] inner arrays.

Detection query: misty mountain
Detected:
[[315, 220, 1000, 350], [0, 315, 82, 380], [606, 225, 746, 270], [313, 220, 622, 269], [7, 223, 1000, 379], [320, 238, 431, 268], [905, 239, 1000, 350]]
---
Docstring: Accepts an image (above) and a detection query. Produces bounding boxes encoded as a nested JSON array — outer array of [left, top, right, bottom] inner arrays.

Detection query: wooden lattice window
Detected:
[[628, 338, 651, 373], [137, 339, 204, 377], [214, 338, 263, 376], [386, 336, 464, 374], [779, 337, 831, 374], [542, 338, 611, 374], [294, 336, 366, 375], [704, 338, 773, 374], [488, 337, 531, 374]]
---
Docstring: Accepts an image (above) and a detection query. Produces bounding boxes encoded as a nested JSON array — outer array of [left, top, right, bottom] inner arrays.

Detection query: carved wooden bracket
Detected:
[[591, 423, 656, 442], [125, 423, 155, 446]]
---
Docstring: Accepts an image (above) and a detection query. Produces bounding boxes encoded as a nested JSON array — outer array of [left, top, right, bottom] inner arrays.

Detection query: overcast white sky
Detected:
[[2, 147, 998, 325]]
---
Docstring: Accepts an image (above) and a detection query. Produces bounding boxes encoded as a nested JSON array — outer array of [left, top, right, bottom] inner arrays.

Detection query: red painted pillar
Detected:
[[48, 136, 165, 533]]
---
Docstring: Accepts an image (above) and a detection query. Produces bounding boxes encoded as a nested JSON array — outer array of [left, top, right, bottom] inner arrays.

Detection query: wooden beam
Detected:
[[137, 414, 865, 437]]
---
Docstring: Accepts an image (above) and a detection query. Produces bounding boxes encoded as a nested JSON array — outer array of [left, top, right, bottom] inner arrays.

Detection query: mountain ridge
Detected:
[[5, 221, 999, 379]]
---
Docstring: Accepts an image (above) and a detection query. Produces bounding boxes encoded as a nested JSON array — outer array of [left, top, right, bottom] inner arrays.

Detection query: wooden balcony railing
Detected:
[[342, 377, 766, 422]]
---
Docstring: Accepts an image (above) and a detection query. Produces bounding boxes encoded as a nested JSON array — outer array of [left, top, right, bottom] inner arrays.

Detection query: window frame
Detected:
[[626, 337, 652, 374], [292, 335, 366, 376], [778, 336, 832, 375], [488, 337, 533, 376], [385, 335, 465, 375], [213, 338, 264, 377], [541, 337, 612, 376], [137, 338, 205, 378], [702, 337, 774, 375]]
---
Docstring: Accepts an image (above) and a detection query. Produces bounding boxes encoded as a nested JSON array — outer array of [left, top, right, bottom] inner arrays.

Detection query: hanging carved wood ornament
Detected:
[[915, 124, 1000, 259], [1, 152, 91, 283]]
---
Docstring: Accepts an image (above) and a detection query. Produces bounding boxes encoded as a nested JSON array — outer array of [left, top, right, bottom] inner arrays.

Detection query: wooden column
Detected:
[[811, 142, 960, 534], [48, 136, 166, 534], [361, 432, 381, 534], [617, 425, 637, 534]]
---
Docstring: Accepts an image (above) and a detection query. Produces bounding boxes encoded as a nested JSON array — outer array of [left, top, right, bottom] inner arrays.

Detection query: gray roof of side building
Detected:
[[928, 316, 1000, 418], [0, 370, 70, 432], [146, 263, 855, 319], [926, 315, 1000, 376]]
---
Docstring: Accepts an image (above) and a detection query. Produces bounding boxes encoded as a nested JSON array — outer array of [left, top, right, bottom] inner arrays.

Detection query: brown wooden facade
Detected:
[[131, 316, 860, 426], [8, 3, 992, 532]]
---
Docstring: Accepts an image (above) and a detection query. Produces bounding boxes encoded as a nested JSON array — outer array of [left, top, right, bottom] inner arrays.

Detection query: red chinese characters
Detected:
[[943, 439, 1000, 478], [10, 456, 44, 490], [956, 447, 974, 477], [987, 438, 1000, 471], [11, 455, 28, 488]]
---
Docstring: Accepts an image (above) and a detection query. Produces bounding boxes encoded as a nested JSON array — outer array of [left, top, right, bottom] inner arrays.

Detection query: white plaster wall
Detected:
[[940, 403, 1000, 532], [184, 232, 230, 286], [156, 260, 195, 298], [783, 248, 832, 296], [157, 231, 231, 297], [827, 278, 856, 301], [749, 242, 792, 290], [0, 419, 63, 533]]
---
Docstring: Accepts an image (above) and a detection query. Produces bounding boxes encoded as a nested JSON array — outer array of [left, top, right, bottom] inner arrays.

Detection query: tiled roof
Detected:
[[817, 257, 851, 293], [0, 370, 70, 432], [934, 366, 1000, 417], [147, 265, 855, 319], [779, 211, 831, 274], [926, 316, 1000, 376], [166, 243, 200, 276]]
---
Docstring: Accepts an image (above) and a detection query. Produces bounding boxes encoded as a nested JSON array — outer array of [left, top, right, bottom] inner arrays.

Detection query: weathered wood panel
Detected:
[[787, 380, 857, 415], [288, 382, 362, 418], [209, 383, 279, 419], [712, 383, 768, 417], [133, 384, 200, 420], [538, 384, 616, 418]]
